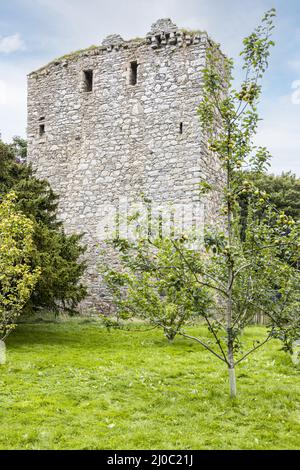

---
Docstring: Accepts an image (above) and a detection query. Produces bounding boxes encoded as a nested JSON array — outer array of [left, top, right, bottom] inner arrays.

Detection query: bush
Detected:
[[102, 233, 212, 341], [0, 139, 87, 314], [0, 193, 40, 340]]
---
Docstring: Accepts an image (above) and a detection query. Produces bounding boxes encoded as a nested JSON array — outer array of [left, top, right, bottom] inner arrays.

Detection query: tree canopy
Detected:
[[0, 193, 41, 340], [0, 139, 87, 314], [246, 171, 300, 221]]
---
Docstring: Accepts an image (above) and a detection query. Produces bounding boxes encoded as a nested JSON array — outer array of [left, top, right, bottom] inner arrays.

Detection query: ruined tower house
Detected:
[[27, 19, 222, 308]]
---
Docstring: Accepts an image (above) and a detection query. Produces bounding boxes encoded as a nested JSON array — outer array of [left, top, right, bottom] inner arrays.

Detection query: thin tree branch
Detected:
[[171, 240, 229, 297], [177, 330, 229, 364], [234, 333, 273, 366], [203, 314, 228, 363]]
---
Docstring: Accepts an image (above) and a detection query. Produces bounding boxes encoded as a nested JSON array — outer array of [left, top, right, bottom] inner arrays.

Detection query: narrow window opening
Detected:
[[179, 122, 183, 134], [129, 61, 138, 85], [83, 70, 93, 92], [39, 124, 45, 136]]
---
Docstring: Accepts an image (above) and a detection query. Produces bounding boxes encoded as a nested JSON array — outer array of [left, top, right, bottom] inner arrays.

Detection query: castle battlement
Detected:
[[29, 19, 209, 77]]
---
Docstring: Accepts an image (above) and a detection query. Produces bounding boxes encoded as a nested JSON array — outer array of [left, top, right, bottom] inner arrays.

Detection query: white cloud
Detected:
[[0, 33, 25, 54], [0, 0, 298, 177], [34, 0, 265, 56], [255, 95, 300, 175], [288, 59, 300, 72], [291, 80, 300, 105], [0, 63, 27, 142], [0, 80, 7, 105]]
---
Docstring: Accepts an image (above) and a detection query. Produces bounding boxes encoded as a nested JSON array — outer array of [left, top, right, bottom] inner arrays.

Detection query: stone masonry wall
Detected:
[[27, 19, 223, 310]]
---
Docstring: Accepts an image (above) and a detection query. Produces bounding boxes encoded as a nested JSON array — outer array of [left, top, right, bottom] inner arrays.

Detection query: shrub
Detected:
[[0, 139, 87, 314], [0, 193, 40, 340], [102, 233, 212, 341]]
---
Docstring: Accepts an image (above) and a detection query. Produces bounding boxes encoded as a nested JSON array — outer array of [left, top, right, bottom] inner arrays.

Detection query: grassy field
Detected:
[[0, 321, 299, 450]]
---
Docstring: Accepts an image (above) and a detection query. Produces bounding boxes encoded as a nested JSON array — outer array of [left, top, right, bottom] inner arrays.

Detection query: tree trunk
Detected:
[[0, 340, 6, 365], [225, 153, 237, 398], [228, 365, 237, 398], [227, 337, 237, 397]]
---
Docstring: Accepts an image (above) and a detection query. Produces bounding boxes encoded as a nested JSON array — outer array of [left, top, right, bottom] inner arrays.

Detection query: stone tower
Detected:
[[27, 19, 222, 308]]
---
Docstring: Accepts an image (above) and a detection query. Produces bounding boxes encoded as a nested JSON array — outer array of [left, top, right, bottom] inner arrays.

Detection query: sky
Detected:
[[0, 0, 299, 175]]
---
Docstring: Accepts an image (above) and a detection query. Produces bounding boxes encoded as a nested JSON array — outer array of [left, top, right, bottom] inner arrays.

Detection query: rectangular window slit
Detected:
[[83, 70, 93, 92], [129, 61, 138, 85], [179, 122, 183, 134], [39, 124, 45, 136]]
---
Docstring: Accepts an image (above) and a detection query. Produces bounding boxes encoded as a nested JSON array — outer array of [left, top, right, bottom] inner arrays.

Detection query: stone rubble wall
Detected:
[[27, 19, 223, 311]]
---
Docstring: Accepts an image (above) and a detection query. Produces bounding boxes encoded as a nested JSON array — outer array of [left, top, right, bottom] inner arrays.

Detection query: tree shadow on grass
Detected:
[[5, 323, 108, 350], [6, 324, 206, 361]]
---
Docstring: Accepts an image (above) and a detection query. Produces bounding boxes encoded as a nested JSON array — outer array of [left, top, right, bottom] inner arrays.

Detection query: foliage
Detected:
[[0, 139, 87, 314], [194, 8, 300, 396], [0, 140, 59, 227], [10, 136, 28, 162], [102, 232, 212, 341], [100, 10, 300, 398], [0, 193, 40, 340], [239, 171, 300, 231], [1, 322, 299, 449]]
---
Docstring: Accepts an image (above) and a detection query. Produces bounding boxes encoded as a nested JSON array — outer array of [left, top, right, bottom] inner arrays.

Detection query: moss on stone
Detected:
[[54, 45, 99, 61], [29, 45, 101, 76], [180, 28, 205, 35], [29, 38, 148, 77]]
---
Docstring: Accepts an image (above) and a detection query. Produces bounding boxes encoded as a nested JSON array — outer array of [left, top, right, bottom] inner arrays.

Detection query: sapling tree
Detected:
[[101, 9, 299, 398], [185, 7, 300, 396], [100, 9, 300, 397], [0, 193, 41, 362], [102, 229, 212, 341]]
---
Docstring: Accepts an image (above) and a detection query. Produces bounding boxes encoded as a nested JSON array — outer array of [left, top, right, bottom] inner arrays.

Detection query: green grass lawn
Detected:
[[0, 321, 299, 450]]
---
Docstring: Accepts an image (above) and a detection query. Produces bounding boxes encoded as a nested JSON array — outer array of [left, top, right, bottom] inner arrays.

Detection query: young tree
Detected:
[[102, 232, 212, 341], [0, 139, 87, 314], [192, 7, 300, 396], [0, 193, 41, 362], [102, 10, 300, 398]]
